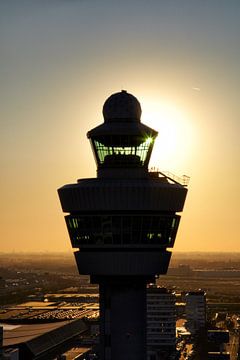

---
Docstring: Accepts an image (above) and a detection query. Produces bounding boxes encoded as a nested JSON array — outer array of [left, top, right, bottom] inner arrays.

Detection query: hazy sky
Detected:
[[1, 0, 240, 253]]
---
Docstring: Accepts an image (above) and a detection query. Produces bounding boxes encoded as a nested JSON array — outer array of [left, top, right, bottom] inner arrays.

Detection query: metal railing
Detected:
[[149, 168, 190, 186]]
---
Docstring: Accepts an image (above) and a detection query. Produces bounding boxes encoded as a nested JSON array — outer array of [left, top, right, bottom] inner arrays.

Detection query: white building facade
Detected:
[[147, 286, 176, 359]]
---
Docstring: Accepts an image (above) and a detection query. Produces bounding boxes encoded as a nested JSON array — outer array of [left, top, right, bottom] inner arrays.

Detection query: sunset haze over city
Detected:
[[1, 0, 240, 253]]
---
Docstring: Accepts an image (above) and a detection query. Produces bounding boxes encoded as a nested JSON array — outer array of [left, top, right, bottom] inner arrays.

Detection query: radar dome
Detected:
[[103, 90, 142, 122]]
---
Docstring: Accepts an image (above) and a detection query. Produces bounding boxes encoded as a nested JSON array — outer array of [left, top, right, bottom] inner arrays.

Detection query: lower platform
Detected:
[[74, 250, 171, 276]]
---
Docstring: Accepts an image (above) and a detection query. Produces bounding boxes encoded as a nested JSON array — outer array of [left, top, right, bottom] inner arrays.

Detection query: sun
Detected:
[[141, 98, 194, 173]]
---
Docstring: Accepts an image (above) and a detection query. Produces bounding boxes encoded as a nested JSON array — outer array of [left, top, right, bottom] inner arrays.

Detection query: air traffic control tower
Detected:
[[58, 91, 188, 360]]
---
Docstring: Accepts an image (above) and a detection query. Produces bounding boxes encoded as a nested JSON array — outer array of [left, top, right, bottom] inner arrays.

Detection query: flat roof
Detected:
[[2, 320, 72, 346], [17, 301, 56, 307], [45, 293, 99, 297], [2, 319, 88, 358], [62, 347, 91, 360]]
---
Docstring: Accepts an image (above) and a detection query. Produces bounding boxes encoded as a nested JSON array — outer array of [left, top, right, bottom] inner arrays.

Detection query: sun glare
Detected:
[[141, 98, 194, 171], [145, 137, 153, 145]]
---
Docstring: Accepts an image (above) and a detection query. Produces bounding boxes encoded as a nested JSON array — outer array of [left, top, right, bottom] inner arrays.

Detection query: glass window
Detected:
[[65, 214, 180, 248], [93, 136, 153, 167]]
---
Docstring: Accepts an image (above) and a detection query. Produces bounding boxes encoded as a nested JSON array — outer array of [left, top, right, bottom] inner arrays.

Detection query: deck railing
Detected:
[[149, 168, 190, 186]]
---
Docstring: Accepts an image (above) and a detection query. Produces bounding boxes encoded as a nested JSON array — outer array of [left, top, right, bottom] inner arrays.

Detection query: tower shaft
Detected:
[[99, 277, 147, 360]]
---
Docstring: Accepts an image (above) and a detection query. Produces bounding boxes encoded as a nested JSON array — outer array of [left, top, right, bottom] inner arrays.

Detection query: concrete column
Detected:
[[99, 278, 147, 360]]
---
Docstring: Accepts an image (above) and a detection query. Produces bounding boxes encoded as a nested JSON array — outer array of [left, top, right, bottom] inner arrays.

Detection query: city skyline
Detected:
[[1, 0, 240, 252]]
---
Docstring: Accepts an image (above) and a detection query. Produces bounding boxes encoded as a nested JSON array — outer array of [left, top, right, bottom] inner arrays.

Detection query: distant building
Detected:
[[193, 269, 240, 278], [147, 286, 176, 359], [59, 347, 91, 360], [44, 292, 99, 303], [0, 326, 3, 358], [207, 330, 229, 353], [0, 276, 5, 289], [167, 264, 193, 276], [3, 348, 19, 360], [2, 319, 87, 359], [185, 290, 206, 335], [208, 330, 229, 344], [207, 352, 230, 360]]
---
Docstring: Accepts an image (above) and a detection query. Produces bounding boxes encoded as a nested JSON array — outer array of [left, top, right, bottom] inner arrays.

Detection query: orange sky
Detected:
[[1, 1, 240, 252]]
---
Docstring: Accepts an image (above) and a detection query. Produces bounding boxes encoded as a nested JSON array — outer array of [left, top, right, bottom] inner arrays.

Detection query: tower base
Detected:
[[95, 276, 153, 360]]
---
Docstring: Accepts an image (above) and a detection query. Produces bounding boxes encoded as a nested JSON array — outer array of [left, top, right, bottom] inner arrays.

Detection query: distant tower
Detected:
[[185, 290, 206, 335], [58, 91, 188, 360]]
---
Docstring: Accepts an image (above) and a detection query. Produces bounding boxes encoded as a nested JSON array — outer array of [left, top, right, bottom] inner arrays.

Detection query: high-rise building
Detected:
[[147, 286, 176, 359], [58, 91, 188, 360], [185, 290, 206, 335]]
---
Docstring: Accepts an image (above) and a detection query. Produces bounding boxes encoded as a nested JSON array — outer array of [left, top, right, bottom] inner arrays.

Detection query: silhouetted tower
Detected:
[[58, 91, 188, 360]]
